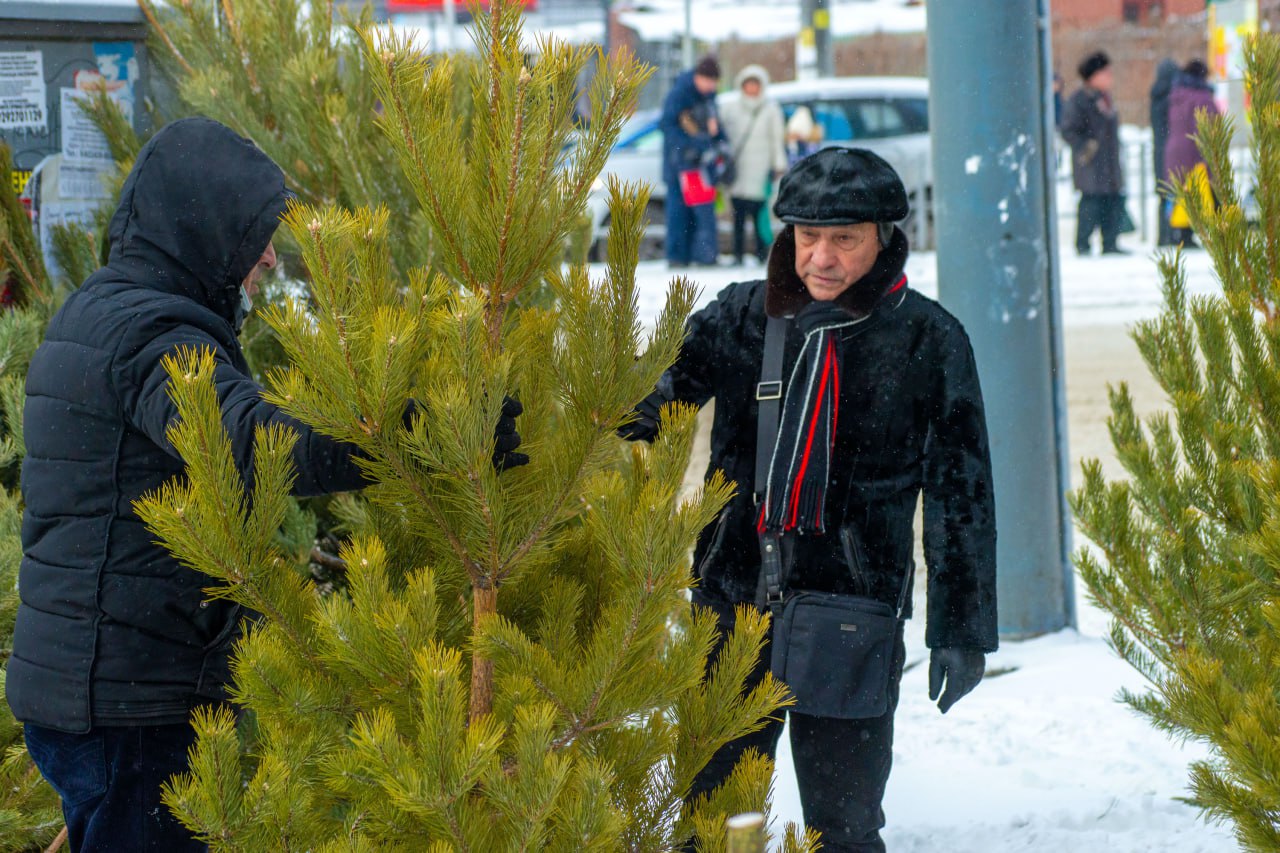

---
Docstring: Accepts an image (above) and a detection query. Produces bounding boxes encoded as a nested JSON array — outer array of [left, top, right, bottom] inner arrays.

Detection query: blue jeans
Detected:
[[24, 721, 207, 852], [665, 186, 718, 265]]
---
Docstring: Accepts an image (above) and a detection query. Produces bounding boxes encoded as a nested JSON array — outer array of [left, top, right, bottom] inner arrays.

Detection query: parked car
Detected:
[[587, 76, 933, 256]]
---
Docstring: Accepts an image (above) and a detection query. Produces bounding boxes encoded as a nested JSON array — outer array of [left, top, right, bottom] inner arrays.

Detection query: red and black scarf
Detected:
[[757, 227, 910, 535], [758, 302, 857, 535]]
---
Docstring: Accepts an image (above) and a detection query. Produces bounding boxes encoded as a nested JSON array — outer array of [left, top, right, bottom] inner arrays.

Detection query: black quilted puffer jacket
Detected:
[[9, 118, 368, 733]]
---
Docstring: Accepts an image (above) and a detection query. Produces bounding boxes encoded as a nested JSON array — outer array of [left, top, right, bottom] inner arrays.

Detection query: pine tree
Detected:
[[1073, 33, 1280, 851], [141, 0, 440, 275], [136, 4, 812, 849], [0, 146, 77, 852]]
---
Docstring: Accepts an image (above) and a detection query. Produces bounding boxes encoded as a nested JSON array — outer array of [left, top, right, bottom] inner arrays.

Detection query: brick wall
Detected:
[[1056, 0, 1205, 26], [619, 8, 1208, 128], [1053, 16, 1207, 126], [715, 29, 927, 90]]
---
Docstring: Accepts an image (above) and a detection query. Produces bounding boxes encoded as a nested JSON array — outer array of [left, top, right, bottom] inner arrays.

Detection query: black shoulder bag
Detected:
[[755, 315, 911, 720]]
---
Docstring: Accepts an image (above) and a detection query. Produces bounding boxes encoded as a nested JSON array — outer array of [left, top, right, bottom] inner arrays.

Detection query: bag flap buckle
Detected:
[[756, 380, 782, 401]]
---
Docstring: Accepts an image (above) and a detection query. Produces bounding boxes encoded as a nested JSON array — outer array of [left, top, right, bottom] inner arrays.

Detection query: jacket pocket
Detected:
[[694, 511, 730, 581], [194, 604, 246, 699], [838, 523, 871, 597]]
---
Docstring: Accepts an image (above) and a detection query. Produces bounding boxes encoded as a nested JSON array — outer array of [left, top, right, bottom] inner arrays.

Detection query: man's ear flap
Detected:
[[877, 221, 894, 248]]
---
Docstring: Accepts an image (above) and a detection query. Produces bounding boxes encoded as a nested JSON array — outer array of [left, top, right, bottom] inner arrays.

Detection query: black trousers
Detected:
[[25, 720, 208, 852], [687, 593, 906, 853], [1156, 189, 1178, 246], [1076, 192, 1124, 253], [731, 197, 770, 263]]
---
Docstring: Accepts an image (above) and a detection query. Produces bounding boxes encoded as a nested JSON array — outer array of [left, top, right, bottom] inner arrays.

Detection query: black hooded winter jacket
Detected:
[[8, 118, 369, 733], [652, 226, 997, 652]]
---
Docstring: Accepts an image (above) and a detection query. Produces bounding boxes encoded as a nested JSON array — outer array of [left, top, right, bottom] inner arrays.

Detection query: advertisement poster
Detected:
[[60, 88, 115, 171], [0, 51, 48, 132], [91, 41, 138, 126]]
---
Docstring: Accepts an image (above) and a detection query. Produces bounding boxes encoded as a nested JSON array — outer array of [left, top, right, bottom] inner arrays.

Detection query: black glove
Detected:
[[928, 648, 985, 714], [616, 393, 663, 443], [492, 395, 529, 472]]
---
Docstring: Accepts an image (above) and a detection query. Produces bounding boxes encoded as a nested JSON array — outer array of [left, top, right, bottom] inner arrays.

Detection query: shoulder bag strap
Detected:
[[754, 313, 787, 502], [731, 103, 764, 164], [754, 314, 788, 610]]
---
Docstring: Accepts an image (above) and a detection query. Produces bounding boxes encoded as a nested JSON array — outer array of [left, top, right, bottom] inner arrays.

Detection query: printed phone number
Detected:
[[0, 107, 44, 123]]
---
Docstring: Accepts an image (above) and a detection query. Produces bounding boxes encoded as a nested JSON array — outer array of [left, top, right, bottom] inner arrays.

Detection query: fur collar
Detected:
[[765, 225, 910, 319]]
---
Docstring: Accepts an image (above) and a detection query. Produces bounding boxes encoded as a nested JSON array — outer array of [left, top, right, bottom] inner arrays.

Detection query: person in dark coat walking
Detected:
[[620, 148, 997, 852], [1150, 58, 1180, 246], [8, 118, 524, 852], [1164, 59, 1219, 248], [1061, 51, 1127, 255], [661, 55, 727, 268]]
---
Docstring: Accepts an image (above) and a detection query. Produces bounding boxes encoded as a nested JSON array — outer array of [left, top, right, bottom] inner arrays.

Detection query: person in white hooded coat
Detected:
[[722, 64, 788, 264]]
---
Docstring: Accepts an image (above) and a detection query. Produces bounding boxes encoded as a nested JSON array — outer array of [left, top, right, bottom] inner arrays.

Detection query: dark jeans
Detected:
[[666, 185, 718, 265], [687, 594, 907, 853], [25, 721, 207, 852], [1076, 192, 1123, 253], [1156, 189, 1177, 246], [731, 197, 770, 263]]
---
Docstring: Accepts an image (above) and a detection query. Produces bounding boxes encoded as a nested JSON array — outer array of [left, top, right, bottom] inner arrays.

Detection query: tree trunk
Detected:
[[725, 812, 765, 853], [469, 581, 498, 722], [45, 827, 68, 853]]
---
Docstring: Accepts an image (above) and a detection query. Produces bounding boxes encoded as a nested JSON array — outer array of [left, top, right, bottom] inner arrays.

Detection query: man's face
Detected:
[[793, 222, 881, 302], [241, 241, 277, 299], [742, 78, 762, 97], [1088, 66, 1113, 92], [693, 73, 718, 95]]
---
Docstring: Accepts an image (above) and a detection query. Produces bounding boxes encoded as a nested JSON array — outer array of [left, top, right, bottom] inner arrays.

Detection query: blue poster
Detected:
[[91, 41, 137, 127]]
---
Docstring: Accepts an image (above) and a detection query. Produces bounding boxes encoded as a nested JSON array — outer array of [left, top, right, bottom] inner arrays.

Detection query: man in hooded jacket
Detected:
[[8, 118, 524, 851], [620, 148, 997, 851]]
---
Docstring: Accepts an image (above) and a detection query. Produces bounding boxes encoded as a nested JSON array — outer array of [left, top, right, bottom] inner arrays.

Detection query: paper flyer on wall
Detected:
[[60, 88, 114, 165], [0, 51, 48, 132]]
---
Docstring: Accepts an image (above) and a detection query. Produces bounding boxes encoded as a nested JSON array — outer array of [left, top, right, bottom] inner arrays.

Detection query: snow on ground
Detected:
[[591, 226, 1238, 850], [616, 0, 926, 45], [392, 0, 925, 52], [613, 232, 1219, 333]]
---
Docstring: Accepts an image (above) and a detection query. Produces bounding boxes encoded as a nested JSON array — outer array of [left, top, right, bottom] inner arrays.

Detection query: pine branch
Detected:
[[138, 0, 195, 76]]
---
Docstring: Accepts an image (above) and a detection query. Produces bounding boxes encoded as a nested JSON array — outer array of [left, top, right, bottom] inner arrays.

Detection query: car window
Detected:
[[779, 90, 929, 142], [848, 99, 905, 139], [780, 100, 859, 141], [628, 127, 664, 153], [813, 101, 855, 140], [893, 98, 930, 133], [615, 113, 662, 152]]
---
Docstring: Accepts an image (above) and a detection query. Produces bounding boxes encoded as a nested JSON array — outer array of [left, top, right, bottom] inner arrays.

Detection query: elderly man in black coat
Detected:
[[8, 118, 523, 852], [620, 147, 997, 852]]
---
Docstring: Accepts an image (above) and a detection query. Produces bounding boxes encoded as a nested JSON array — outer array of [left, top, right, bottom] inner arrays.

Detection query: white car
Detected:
[[587, 76, 933, 256]]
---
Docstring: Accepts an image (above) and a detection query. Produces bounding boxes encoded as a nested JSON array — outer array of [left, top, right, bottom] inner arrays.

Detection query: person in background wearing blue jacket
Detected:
[[661, 55, 726, 268]]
